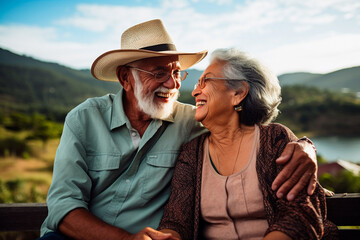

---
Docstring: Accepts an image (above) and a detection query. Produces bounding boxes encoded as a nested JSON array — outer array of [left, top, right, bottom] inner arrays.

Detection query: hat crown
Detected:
[[91, 19, 207, 82], [121, 19, 175, 50]]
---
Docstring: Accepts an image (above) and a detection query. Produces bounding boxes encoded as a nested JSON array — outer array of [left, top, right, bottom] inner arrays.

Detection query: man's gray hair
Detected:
[[210, 48, 281, 125]]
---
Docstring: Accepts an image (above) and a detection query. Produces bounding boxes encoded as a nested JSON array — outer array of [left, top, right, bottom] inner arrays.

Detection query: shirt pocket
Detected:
[[87, 154, 122, 187], [141, 152, 179, 200]]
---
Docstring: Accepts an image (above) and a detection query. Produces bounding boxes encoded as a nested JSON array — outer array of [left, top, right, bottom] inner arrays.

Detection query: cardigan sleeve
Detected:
[[260, 123, 338, 239], [157, 135, 203, 240]]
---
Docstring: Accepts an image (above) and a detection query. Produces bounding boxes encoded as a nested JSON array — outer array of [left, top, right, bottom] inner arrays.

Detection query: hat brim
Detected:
[[91, 49, 208, 81]]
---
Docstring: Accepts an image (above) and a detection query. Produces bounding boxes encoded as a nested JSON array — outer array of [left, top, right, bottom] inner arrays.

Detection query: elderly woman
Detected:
[[158, 49, 338, 240]]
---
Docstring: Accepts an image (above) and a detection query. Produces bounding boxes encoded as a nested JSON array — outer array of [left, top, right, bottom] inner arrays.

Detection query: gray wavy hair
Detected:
[[210, 48, 281, 125]]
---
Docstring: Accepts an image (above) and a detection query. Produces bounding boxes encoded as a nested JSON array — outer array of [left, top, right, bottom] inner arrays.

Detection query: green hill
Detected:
[[278, 72, 321, 85], [0, 48, 120, 119], [1, 47, 360, 135], [0, 48, 204, 118], [0, 48, 120, 92], [278, 67, 360, 93]]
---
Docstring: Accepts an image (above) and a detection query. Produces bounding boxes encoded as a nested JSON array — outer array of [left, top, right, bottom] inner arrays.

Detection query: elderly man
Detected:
[[39, 19, 318, 240]]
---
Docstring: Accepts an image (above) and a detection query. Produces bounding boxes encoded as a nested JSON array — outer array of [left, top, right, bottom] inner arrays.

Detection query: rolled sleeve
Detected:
[[41, 117, 92, 234]]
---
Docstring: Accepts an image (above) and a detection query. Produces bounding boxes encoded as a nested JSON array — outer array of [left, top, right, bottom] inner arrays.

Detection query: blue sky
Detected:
[[0, 0, 359, 75]]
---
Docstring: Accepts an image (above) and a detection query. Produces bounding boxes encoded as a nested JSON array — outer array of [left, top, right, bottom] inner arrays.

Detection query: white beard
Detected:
[[132, 70, 179, 120]]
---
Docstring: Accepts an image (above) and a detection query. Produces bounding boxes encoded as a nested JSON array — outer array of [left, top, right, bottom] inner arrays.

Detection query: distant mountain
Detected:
[[0, 48, 121, 119], [1, 47, 359, 120], [187, 65, 360, 93], [278, 67, 360, 93], [278, 72, 321, 85], [0, 48, 120, 93]]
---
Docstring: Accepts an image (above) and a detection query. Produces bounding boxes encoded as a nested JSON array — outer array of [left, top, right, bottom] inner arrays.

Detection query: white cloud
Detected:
[[261, 33, 360, 74], [0, 25, 100, 69], [56, 4, 162, 33], [0, 0, 359, 73]]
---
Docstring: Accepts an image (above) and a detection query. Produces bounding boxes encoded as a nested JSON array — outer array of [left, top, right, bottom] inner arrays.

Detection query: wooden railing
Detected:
[[326, 193, 360, 239], [0, 193, 359, 239], [0, 203, 47, 232]]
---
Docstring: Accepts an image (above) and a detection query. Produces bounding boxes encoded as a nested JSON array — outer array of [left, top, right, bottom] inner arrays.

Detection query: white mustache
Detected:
[[155, 86, 178, 95]]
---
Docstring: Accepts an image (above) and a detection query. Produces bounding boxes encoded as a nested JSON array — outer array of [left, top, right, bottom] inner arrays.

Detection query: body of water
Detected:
[[312, 136, 360, 163]]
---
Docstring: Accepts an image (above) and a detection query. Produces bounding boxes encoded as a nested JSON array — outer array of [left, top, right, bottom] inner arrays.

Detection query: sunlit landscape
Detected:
[[0, 1, 359, 239]]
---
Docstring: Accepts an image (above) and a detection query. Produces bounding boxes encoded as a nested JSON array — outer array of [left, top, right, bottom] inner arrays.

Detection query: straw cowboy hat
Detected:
[[91, 19, 208, 81]]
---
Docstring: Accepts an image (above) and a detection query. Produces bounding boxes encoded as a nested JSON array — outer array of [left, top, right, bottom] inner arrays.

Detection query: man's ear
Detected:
[[117, 66, 132, 91], [233, 81, 249, 106]]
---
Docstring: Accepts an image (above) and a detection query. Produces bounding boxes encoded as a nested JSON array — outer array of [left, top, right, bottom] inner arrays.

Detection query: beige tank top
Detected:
[[201, 125, 268, 240]]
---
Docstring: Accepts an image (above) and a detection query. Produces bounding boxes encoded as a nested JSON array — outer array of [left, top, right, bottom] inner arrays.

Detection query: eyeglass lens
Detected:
[[194, 78, 205, 89], [155, 71, 187, 82]]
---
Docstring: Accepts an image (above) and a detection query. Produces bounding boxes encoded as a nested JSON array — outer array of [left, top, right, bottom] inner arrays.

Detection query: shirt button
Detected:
[[126, 179, 130, 183], [131, 132, 137, 137]]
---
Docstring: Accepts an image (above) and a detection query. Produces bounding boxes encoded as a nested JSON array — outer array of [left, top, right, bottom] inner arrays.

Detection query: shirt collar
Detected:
[[110, 88, 176, 131], [161, 104, 175, 123], [110, 88, 128, 130]]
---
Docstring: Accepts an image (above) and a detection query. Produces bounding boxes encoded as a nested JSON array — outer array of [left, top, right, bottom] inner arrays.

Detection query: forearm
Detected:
[[59, 208, 131, 240], [264, 231, 291, 240], [272, 126, 318, 200]]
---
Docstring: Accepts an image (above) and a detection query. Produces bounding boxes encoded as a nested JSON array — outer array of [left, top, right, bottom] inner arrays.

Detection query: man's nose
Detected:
[[162, 74, 180, 89]]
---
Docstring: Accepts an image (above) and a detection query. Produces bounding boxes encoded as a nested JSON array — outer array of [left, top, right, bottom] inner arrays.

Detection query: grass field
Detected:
[[0, 138, 59, 203]]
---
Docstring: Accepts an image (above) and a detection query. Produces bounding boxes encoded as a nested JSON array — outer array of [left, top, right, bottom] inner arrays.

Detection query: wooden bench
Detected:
[[0, 193, 359, 239], [326, 193, 360, 239]]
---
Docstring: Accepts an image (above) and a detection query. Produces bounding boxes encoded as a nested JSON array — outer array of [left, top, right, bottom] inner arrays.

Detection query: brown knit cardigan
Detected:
[[158, 123, 338, 240]]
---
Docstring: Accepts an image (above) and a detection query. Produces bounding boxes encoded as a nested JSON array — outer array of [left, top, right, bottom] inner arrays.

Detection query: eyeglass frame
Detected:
[[125, 66, 188, 83], [194, 76, 248, 89]]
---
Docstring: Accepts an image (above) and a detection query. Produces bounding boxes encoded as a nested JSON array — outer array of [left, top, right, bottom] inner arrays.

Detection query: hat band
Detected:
[[140, 43, 176, 52]]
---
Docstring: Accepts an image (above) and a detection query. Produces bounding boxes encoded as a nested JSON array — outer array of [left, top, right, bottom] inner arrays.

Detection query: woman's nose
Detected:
[[192, 85, 201, 97]]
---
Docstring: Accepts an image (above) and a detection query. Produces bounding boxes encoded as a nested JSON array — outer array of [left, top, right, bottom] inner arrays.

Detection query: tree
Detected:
[[319, 170, 360, 193], [28, 113, 62, 150]]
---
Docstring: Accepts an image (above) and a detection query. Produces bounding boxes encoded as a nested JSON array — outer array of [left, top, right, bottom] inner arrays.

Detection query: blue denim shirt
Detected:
[[41, 88, 207, 235]]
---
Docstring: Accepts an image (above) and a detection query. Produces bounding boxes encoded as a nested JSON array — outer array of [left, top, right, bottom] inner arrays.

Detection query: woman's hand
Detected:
[[272, 140, 317, 201], [124, 227, 179, 240]]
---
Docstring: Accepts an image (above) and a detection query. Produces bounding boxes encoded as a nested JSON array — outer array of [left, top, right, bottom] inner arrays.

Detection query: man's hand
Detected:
[[125, 227, 179, 240], [271, 140, 317, 201], [59, 208, 178, 240]]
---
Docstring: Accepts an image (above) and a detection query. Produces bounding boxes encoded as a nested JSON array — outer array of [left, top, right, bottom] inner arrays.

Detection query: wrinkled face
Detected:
[[131, 56, 181, 119], [192, 61, 235, 124]]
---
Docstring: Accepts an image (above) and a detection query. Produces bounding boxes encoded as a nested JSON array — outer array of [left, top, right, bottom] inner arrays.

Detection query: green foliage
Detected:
[[5, 179, 26, 202], [0, 137, 31, 157], [0, 180, 11, 203], [178, 90, 195, 105], [0, 111, 63, 156], [0, 179, 47, 203], [319, 170, 360, 193], [26, 113, 63, 144], [317, 154, 328, 164], [276, 86, 360, 136], [2, 112, 32, 131]]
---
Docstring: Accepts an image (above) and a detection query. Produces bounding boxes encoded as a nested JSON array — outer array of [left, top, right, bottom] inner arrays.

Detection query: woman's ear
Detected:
[[233, 81, 249, 106], [117, 66, 132, 91]]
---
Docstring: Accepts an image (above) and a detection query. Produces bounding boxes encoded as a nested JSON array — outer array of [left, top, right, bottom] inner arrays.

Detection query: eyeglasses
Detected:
[[194, 77, 247, 89], [126, 66, 188, 83]]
